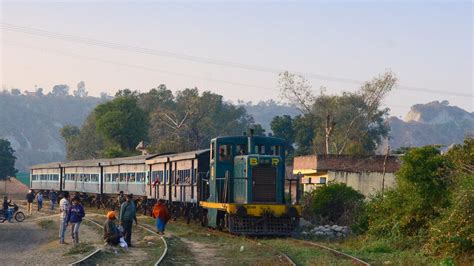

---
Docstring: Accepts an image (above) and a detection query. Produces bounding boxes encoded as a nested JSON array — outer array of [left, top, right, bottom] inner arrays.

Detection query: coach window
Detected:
[[219, 144, 232, 162]]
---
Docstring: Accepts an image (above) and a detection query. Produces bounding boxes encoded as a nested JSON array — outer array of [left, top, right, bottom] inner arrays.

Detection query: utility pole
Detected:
[[381, 145, 390, 197]]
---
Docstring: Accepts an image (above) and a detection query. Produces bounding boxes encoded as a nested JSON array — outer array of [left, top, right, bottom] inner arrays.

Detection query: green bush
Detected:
[[365, 146, 450, 241], [303, 182, 365, 225]]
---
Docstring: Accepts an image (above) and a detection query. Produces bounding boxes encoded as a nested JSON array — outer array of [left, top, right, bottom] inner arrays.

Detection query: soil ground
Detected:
[[1, 201, 352, 265]]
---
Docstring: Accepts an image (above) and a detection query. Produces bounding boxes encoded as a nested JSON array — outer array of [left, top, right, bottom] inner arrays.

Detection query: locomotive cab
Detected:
[[200, 131, 301, 235]]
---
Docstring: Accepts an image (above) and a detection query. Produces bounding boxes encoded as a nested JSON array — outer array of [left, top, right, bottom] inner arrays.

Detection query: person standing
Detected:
[[117, 191, 125, 210], [152, 199, 170, 235], [66, 197, 85, 245], [103, 211, 121, 246], [26, 190, 35, 216], [49, 190, 58, 211], [59, 192, 70, 244], [119, 194, 137, 247], [36, 191, 43, 211]]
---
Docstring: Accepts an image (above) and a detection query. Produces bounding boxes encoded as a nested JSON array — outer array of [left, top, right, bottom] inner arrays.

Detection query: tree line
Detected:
[[61, 85, 263, 160]]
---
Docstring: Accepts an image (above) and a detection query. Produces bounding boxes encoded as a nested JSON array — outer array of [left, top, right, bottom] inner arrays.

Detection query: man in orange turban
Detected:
[[103, 211, 120, 245]]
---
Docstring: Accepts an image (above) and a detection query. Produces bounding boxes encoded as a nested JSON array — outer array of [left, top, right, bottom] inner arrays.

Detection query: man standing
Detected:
[[50, 189, 58, 211], [119, 194, 137, 247], [26, 190, 35, 215], [36, 191, 43, 211], [59, 192, 70, 244]]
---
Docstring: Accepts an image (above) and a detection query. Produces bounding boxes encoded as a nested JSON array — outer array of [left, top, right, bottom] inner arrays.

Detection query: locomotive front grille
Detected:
[[252, 166, 276, 203]]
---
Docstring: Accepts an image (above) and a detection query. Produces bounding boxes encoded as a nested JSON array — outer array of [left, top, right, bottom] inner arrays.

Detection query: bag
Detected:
[[119, 237, 128, 248]]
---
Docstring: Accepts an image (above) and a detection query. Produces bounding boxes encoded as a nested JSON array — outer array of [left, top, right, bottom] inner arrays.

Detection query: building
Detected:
[[293, 154, 401, 196]]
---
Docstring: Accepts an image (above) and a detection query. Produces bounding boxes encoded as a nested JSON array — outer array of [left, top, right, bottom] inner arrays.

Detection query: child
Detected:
[[66, 197, 85, 245], [152, 199, 170, 234]]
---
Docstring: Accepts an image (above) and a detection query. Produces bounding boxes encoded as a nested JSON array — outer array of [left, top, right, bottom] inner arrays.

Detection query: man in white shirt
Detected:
[[59, 192, 70, 244]]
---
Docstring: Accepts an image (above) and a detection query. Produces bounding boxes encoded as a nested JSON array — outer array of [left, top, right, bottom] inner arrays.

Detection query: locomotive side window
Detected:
[[255, 144, 266, 155], [211, 142, 215, 160], [270, 145, 280, 155], [236, 144, 247, 155], [218, 144, 232, 162]]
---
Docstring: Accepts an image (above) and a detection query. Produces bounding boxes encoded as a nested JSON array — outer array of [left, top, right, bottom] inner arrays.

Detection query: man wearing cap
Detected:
[[119, 194, 137, 247], [104, 211, 121, 246]]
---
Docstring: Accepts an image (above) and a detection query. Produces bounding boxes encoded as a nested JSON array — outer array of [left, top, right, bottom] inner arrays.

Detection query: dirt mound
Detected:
[[0, 178, 29, 197]]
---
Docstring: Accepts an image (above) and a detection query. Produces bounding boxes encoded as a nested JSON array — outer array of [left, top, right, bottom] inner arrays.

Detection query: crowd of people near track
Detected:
[[2, 190, 170, 248]]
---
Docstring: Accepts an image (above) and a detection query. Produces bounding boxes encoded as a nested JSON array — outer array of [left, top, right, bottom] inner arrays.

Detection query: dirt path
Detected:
[[0, 212, 104, 265]]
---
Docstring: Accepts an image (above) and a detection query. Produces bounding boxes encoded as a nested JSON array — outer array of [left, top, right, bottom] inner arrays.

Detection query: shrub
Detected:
[[365, 146, 450, 241], [425, 173, 473, 259], [303, 182, 365, 225]]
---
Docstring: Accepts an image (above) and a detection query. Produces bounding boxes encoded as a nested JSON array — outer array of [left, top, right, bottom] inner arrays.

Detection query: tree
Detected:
[[95, 95, 149, 151], [10, 88, 21, 96], [35, 87, 44, 96], [73, 81, 88, 97], [0, 139, 17, 180], [271, 115, 295, 142], [51, 84, 70, 96], [279, 71, 396, 155]]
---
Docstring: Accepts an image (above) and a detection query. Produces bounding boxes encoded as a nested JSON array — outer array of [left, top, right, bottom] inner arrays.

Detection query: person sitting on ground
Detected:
[[26, 190, 35, 216], [103, 211, 121, 246], [152, 199, 171, 235]]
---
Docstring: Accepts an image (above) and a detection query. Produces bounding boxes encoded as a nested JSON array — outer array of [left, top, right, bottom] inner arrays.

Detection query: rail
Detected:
[[291, 239, 371, 266]]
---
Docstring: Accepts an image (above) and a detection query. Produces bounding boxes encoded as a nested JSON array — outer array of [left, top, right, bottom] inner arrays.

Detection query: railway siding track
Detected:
[[69, 216, 168, 266], [291, 239, 370, 266]]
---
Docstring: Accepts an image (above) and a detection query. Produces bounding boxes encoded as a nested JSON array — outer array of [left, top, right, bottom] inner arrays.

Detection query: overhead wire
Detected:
[[1, 23, 472, 98]]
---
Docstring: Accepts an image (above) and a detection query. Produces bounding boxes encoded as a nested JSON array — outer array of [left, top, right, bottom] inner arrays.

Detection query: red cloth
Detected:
[[152, 203, 170, 222]]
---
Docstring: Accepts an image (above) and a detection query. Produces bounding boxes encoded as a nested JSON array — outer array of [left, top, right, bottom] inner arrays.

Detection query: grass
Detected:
[[37, 220, 57, 230], [307, 235, 438, 265], [64, 243, 95, 256]]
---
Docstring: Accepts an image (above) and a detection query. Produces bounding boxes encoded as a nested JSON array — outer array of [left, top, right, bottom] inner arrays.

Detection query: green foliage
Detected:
[[0, 139, 17, 180], [62, 86, 255, 159], [303, 182, 365, 225], [366, 146, 450, 239], [95, 96, 149, 151], [424, 173, 473, 259], [271, 115, 295, 142]]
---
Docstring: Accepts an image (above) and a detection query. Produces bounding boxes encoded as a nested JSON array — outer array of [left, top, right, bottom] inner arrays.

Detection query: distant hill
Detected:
[[241, 100, 301, 132], [388, 101, 474, 149], [0, 93, 104, 171]]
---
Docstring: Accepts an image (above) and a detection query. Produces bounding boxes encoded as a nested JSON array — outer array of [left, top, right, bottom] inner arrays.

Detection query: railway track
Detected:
[[68, 216, 168, 266], [290, 238, 370, 266]]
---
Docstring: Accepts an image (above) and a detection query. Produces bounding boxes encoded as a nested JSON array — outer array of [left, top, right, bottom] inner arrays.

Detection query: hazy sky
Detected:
[[1, 0, 472, 117]]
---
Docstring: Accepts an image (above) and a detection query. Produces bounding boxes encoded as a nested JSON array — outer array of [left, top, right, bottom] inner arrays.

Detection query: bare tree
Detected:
[[278, 71, 315, 114]]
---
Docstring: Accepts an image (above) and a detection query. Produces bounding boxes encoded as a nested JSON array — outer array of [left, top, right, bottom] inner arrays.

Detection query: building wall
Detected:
[[329, 171, 397, 197]]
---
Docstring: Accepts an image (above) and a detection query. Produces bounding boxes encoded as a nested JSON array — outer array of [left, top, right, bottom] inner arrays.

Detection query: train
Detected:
[[30, 132, 301, 235]]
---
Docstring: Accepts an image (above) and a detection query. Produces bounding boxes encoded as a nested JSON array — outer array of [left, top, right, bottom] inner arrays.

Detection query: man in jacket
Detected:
[[66, 197, 85, 245], [119, 194, 137, 247], [26, 190, 35, 215]]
